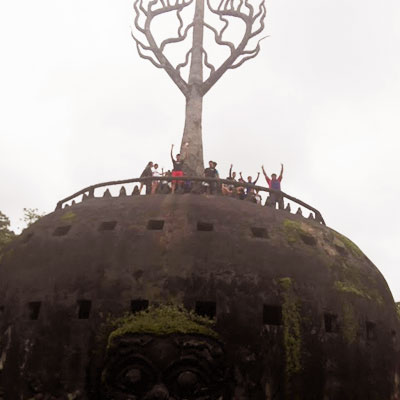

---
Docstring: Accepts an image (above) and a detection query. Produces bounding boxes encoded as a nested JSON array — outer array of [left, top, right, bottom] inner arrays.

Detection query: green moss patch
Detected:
[[283, 220, 302, 244], [108, 304, 218, 348], [279, 278, 302, 378], [396, 302, 400, 320], [341, 303, 358, 345], [60, 211, 77, 223], [282, 220, 316, 246], [332, 261, 383, 305], [334, 281, 369, 298], [335, 233, 363, 258]]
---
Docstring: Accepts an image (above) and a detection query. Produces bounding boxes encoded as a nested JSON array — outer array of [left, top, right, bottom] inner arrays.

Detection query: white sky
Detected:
[[1, 1, 400, 299]]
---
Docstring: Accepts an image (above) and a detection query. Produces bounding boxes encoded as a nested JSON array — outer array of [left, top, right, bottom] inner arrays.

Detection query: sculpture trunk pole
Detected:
[[132, 0, 267, 175], [180, 0, 204, 176]]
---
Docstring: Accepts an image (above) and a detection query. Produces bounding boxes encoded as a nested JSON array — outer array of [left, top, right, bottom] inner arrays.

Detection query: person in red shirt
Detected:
[[262, 164, 284, 209], [170, 144, 187, 194]]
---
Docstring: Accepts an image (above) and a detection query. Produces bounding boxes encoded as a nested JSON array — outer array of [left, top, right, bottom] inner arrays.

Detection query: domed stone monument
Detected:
[[0, 1, 399, 399]]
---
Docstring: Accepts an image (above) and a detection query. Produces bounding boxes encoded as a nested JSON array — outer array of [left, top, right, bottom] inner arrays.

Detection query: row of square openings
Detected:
[[3, 302, 381, 340], [263, 306, 380, 341], [5, 300, 216, 321], [44, 221, 270, 238]]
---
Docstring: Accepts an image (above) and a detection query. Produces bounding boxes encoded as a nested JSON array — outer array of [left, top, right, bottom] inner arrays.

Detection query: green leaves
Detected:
[[21, 207, 44, 228], [0, 211, 15, 260]]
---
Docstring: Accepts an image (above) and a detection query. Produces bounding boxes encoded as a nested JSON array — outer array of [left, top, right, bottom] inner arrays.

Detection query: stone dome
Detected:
[[0, 193, 399, 399]]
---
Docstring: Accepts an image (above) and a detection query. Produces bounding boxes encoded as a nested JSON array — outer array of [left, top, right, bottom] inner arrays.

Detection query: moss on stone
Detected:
[[282, 219, 316, 247], [334, 281, 369, 298], [333, 263, 384, 305], [107, 304, 218, 348], [341, 303, 358, 345], [279, 277, 293, 291], [396, 302, 400, 320], [335, 233, 363, 258], [282, 220, 303, 244], [279, 278, 302, 378], [60, 211, 77, 223]]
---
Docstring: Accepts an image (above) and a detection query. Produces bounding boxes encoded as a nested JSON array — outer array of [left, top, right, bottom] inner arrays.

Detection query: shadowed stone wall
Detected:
[[0, 194, 399, 399]]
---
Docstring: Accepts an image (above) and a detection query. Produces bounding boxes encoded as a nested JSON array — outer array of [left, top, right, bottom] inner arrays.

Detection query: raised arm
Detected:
[[239, 172, 244, 181], [253, 172, 260, 185], [279, 163, 284, 180], [170, 144, 175, 162], [229, 164, 233, 178], [261, 165, 269, 181]]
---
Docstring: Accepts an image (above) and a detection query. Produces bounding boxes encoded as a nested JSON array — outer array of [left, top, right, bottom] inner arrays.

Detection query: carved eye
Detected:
[[177, 370, 199, 391], [124, 368, 142, 386], [114, 364, 155, 395], [167, 367, 207, 398]]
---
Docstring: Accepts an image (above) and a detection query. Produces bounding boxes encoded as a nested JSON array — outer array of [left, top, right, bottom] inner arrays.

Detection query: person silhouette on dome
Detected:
[[170, 144, 187, 194], [262, 163, 284, 209], [139, 161, 153, 195]]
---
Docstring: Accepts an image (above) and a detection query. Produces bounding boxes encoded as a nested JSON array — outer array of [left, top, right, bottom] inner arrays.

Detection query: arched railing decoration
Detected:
[[55, 176, 325, 225]]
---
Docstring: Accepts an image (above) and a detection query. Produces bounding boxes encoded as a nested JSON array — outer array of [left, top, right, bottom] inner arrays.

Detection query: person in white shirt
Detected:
[[151, 163, 163, 194]]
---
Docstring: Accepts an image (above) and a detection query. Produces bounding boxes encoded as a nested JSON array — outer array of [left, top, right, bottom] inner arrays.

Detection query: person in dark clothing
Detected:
[[204, 160, 218, 194], [222, 164, 237, 196], [170, 144, 187, 194], [228, 164, 237, 181], [262, 164, 284, 209], [140, 161, 153, 195], [239, 172, 260, 196]]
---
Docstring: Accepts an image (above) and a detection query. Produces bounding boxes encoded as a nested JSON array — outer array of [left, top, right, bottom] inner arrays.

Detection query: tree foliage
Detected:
[[22, 208, 44, 228], [0, 211, 15, 259]]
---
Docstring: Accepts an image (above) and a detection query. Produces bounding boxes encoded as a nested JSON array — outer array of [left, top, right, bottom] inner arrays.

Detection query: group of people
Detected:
[[139, 144, 285, 209]]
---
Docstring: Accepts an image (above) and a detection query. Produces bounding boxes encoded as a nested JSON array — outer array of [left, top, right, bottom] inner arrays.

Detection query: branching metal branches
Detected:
[[131, 0, 195, 96], [131, 0, 266, 97]]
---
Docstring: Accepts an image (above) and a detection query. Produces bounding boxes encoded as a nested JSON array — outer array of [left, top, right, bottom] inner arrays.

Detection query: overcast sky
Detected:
[[1, 0, 399, 299]]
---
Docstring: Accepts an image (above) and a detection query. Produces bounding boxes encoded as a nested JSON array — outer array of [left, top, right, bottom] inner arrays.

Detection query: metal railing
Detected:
[[55, 176, 325, 225]]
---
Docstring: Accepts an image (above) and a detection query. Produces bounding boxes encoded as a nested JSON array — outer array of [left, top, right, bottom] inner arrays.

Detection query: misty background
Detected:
[[1, 1, 399, 298]]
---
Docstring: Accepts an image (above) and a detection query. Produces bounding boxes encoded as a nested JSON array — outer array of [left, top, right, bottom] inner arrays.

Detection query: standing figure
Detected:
[[204, 160, 218, 194], [239, 172, 260, 197], [262, 164, 284, 209], [139, 161, 153, 195], [151, 163, 162, 194], [170, 145, 186, 194], [222, 164, 237, 196]]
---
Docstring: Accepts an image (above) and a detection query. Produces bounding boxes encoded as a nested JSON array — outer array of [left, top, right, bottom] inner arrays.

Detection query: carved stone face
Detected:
[[100, 334, 227, 400]]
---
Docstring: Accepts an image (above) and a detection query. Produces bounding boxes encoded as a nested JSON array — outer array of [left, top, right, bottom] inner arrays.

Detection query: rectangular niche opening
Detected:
[[147, 220, 165, 230], [366, 321, 377, 340], [131, 299, 149, 313], [28, 301, 41, 320], [300, 233, 317, 246], [0, 305, 4, 314], [197, 222, 214, 232], [263, 305, 282, 325], [324, 313, 338, 333], [98, 221, 117, 231], [53, 225, 71, 236], [77, 300, 92, 319], [251, 227, 269, 239], [195, 301, 216, 319]]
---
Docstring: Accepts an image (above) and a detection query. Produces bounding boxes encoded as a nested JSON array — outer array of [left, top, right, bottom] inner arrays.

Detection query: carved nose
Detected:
[[144, 384, 169, 400]]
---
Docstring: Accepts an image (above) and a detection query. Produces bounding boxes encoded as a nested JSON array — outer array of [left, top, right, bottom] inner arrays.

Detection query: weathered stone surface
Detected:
[[0, 194, 399, 399]]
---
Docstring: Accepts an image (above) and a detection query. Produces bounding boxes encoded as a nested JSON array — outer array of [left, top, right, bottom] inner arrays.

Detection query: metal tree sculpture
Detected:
[[132, 0, 266, 175]]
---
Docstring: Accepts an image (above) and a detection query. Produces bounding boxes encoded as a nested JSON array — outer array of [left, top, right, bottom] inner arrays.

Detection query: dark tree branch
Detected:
[[176, 48, 192, 72], [160, 21, 194, 51], [131, 0, 195, 96], [202, 48, 216, 74], [203, 22, 235, 55], [131, 30, 163, 68], [200, 0, 266, 94]]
